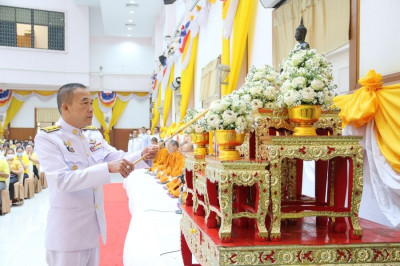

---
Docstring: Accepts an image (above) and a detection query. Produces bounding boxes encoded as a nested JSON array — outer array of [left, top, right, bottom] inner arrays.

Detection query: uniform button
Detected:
[[72, 129, 78, 135], [87, 152, 90, 157], [94, 187, 97, 192], [95, 204, 98, 209]]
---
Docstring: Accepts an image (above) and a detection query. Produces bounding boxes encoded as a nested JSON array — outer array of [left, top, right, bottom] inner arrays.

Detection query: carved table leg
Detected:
[[219, 181, 233, 242], [349, 154, 363, 239], [206, 179, 218, 228], [270, 159, 282, 241], [255, 181, 269, 241]]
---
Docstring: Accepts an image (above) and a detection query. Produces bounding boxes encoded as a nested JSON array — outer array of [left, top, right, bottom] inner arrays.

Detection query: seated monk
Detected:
[[159, 141, 185, 183], [166, 141, 194, 196], [149, 140, 168, 173], [156, 141, 180, 180]]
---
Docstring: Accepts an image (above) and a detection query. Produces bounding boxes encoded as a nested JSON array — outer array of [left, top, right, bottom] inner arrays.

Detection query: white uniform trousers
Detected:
[[46, 247, 99, 266]]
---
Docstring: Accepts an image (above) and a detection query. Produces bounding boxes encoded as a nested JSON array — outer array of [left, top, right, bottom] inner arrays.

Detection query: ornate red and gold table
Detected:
[[266, 136, 364, 240], [180, 205, 400, 265]]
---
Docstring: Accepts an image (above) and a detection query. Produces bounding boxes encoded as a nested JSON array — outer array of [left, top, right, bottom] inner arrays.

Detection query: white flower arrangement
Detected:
[[182, 108, 208, 134], [277, 45, 337, 108], [237, 65, 281, 111], [206, 91, 255, 134]]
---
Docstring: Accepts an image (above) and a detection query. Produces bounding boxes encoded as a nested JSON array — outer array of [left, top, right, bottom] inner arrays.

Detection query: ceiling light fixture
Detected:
[[127, 34, 131, 37], [128, 19, 133, 22], [128, 28, 132, 30], [129, 10, 134, 14]]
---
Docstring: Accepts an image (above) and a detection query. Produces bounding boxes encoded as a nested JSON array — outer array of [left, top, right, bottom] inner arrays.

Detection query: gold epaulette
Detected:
[[82, 125, 98, 131], [41, 125, 61, 133]]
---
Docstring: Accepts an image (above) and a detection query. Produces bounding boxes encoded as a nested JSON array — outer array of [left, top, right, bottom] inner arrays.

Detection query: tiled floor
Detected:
[[0, 173, 187, 266]]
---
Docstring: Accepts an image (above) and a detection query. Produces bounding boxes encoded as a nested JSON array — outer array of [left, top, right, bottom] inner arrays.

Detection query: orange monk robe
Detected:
[[149, 147, 169, 172], [160, 152, 185, 183], [156, 151, 178, 179]]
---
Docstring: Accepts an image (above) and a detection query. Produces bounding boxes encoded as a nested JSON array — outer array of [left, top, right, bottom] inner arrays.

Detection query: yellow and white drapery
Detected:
[[221, 0, 256, 96], [334, 70, 400, 227], [91, 91, 149, 143], [0, 90, 58, 137]]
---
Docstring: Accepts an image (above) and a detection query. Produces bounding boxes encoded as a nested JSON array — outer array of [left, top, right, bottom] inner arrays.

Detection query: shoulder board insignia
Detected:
[[82, 125, 98, 131], [41, 125, 61, 133]]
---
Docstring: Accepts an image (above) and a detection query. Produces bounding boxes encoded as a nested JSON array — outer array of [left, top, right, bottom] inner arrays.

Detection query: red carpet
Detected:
[[100, 183, 130, 266]]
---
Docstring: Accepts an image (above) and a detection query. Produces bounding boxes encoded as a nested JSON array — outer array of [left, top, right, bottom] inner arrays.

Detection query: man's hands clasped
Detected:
[[107, 159, 134, 178]]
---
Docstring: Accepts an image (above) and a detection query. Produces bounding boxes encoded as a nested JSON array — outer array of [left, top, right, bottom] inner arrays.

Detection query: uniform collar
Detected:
[[58, 118, 82, 136]]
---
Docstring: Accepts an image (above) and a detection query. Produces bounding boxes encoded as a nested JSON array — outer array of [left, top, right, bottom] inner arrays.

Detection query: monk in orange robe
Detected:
[[156, 141, 180, 180], [149, 141, 169, 173]]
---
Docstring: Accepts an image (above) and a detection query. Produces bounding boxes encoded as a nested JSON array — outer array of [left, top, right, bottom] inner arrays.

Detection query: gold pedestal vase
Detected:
[[191, 132, 209, 159], [288, 105, 322, 136], [215, 130, 245, 160]]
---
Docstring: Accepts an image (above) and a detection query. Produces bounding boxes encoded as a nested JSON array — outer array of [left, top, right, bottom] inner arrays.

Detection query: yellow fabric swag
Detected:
[[334, 70, 400, 172]]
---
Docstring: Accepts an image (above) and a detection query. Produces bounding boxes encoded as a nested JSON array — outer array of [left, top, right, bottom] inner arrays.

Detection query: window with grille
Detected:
[[0, 5, 65, 51]]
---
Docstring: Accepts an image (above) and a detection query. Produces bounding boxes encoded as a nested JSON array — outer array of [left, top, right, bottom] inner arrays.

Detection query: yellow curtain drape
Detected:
[[180, 34, 199, 120], [221, 0, 232, 96], [225, 0, 256, 95], [0, 98, 24, 137], [334, 70, 400, 172], [132, 92, 149, 97], [92, 97, 107, 131], [273, 0, 349, 69], [151, 83, 162, 131], [104, 98, 129, 143], [13, 90, 57, 96], [163, 64, 175, 127]]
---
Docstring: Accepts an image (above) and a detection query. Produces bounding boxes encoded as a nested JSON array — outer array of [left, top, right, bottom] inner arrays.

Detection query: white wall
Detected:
[[10, 94, 57, 128], [248, 4, 274, 68], [326, 44, 350, 94], [359, 0, 400, 77], [194, 2, 223, 109], [0, 0, 90, 88], [115, 96, 150, 129]]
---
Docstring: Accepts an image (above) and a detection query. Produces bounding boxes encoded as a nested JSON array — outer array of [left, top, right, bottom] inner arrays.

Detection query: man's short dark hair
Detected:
[[151, 137, 158, 142], [154, 127, 160, 130], [57, 83, 87, 114]]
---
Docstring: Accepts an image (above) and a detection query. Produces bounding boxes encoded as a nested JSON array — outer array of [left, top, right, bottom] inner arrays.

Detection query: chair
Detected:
[[1, 189, 11, 215], [23, 171, 34, 199], [40, 172, 48, 189], [13, 182, 24, 205]]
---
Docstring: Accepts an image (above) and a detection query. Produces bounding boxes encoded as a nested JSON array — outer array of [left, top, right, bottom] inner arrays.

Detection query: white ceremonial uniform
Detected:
[[151, 133, 162, 141], [127, 138, 134, 153], [132, 137, 142, 153], [139, 133, 150, 148], [35, 118, 148, 265]]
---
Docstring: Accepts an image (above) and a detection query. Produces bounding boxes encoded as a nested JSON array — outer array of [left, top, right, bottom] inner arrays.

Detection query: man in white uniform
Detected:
[[35, 83, 157, 266]]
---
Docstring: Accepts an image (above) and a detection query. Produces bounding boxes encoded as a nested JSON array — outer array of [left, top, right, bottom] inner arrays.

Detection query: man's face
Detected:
[[139, 128, 146, 134], [133, 131, 138, 138], [154, 128, 159, 134], [62, 87, 93, 128]]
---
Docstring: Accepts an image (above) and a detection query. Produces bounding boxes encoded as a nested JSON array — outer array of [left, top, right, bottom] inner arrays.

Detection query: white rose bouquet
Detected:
[[182, 108, 208, 134], [238, 65, 281, 111], [206, 91, 255, 134], [277, 45, 337, 108]]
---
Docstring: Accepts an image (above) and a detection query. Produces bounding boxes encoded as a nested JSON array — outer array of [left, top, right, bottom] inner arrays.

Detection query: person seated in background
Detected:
[[145, 137, 159, 168], [15, 141, 23, 150], [159, 141, 185, 184], [166, 141, 193, 197], [9, 140, 16, 150], [15, 146, 29, 184], [156, 141, 180, 181], [0, 157, 10, 209], [5, 148, 23, 201], [148, 141, 168, 174], [26, 144, 39, 180]]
